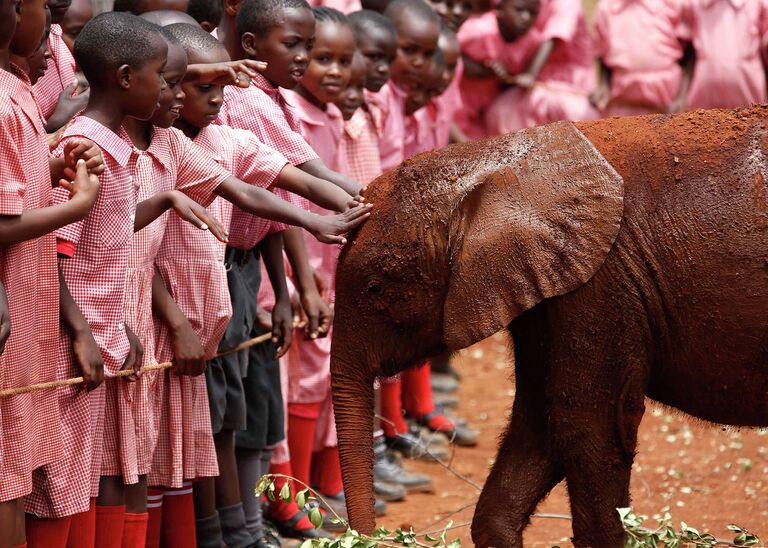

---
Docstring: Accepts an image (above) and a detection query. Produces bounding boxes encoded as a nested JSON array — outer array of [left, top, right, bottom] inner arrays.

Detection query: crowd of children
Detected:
[[1, 0, 767, 546]]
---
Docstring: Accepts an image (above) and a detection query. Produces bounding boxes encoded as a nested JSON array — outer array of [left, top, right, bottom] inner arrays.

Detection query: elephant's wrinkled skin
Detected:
[[330, 107, 768, 547]]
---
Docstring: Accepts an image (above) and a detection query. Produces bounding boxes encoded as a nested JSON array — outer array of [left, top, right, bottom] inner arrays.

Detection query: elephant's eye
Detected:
[[366, 281, 382, 295]]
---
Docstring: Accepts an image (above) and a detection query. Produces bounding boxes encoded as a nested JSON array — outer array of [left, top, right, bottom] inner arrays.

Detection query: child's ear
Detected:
[[222, 0, 242, 16], [117, 64, 132, 90], [241, 32, 260, 58], [200, 20, 215, 32]]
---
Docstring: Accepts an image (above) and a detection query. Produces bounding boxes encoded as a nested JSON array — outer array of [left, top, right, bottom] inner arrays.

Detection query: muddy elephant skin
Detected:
[[330, 106, 768, 547]]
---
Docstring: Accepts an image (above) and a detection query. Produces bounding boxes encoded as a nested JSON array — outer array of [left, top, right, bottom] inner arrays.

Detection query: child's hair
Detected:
[[312, 6, 349, 25], [186, 0, 222, 27], [236, 0, 311, 38], [74, 12, 164, 87], [141, 8, 198, 25], [360, 0, 391, 13], [165, 21, 226, 57], [383, 0, 439, 26], [348, 9, 397, 41], [113, 0, 146, 13]]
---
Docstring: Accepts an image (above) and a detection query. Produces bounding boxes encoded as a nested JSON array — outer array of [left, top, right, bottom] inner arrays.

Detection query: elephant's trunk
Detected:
[[330, 347, 376, 534]]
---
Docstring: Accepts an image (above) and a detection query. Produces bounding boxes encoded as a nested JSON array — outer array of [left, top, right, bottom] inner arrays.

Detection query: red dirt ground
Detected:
[[377, 333, 767, 547]]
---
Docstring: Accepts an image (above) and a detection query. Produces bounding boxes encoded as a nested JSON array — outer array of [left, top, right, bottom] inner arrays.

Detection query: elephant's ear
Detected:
[[443, 122, 625, 349]]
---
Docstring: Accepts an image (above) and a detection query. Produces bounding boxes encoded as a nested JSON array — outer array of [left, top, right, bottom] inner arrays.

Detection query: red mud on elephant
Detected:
[[329, 106, 768, 547]]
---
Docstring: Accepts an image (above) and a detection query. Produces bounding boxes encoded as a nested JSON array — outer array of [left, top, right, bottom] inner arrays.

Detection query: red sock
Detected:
[[26, 515, 71, 548], [312, 446, 343, 497], [287, 402, 322, 487], [380, 380, 408, 437], [145, 489, 163, 548], [160, 486, 196, 547], [121, 512, 148, 548], [13, 543, 27, 548], [94, 505, 125, 548], [67, 500, 97, 548], [403, 362, 436, 418], [267, 462, 314, 530]]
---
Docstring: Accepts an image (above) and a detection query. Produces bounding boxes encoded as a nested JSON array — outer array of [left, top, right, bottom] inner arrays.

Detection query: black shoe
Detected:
[[270, 511, 333, 540], [374, 438, 433, 493], [416, 410, 479, 447], [386, 431, 449, 461], [375, 478, 407, 502]]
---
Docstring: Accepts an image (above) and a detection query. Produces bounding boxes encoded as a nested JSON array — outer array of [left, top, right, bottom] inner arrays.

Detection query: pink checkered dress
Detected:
[[32, 24, 77, 120], [365, 83, 407, 172], [149, 124, 287, 488], [0, 66, 62, 503], [340, 108, 382, 185], [98, 127, 230, 483], [26, 115, 134, 518]]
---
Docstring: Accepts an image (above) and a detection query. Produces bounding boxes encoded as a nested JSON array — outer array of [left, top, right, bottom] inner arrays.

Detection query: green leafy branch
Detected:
[[254, 474, 462, 548], [619, 508, 762, 547]]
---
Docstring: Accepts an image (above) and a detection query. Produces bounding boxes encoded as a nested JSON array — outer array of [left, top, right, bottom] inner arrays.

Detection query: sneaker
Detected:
[[270, 511, 334, 540], [430, 372, 460, 394], [416, 410, 479, 447], [386, 430, 449, 461], [374, 437, 433, 493], [375, 478, 407, 502]]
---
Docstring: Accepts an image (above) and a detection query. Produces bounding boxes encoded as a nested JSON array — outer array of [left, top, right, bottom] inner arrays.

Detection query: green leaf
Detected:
[[295, 488, 308, 509], [255, 476, 272, 496], [279, 481, 292, 503], [617, 507, 633, 520], [309, 507, 324, 529]]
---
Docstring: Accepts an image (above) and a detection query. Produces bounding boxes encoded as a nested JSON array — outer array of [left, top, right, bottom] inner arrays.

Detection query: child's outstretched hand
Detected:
[[63, 137, 105, 177], [0, 283, 10, 356], [121, 324, 144, 382], [486, 60, 516, 85], [59, 159, 101, 210], [589, 84, 611, 111], [72, 326, 104, 391], [307, 203, 372, 244], [271, 296, 293, 358], [167, 191, 229, 243], [170, 319, 206, 377], [185, 60, 268, 88]]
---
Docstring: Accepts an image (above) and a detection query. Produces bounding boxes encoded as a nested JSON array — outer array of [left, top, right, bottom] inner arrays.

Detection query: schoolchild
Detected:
[[403, 48, 444, 158]]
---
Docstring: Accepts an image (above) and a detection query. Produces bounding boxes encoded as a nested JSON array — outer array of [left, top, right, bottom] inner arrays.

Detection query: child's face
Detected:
[[149, 41, 187, 128], [301, 21, 355, 105], [435, 31, 458, 94], [11, 0, 46, 58], [391, 15, 439, 91], [27, 11, 50, 85], [47, 0, 72, 24], [336, 52, 365, 120], [126, 37, 168, 121], [60, 0, 92, 52], [179, 47, 230, 130], [242, 6, 315, 89], [405, 60, 442, 114], [356, 26, 396, 93], [426, 0, 471, 31], [496, 0, 539, 42], [0, 0, 19, 50]]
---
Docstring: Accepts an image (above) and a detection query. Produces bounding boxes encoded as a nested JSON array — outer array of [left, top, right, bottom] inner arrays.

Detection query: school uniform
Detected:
[[593, 0, 688, 116], [150, 124, 287, 488], [339, 107, 382, 185], [365, 82, 407, 172], [33, 24, 77, 120], [0, 65, 62, 504], [26, 115, 134, 520], [433, 60, 464, 147], [100, 127, 229, 485], [682, 0, 768, 109]]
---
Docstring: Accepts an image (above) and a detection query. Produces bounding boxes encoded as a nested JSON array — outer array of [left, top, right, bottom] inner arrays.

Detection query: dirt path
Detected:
[[378, 333, 768, 546]]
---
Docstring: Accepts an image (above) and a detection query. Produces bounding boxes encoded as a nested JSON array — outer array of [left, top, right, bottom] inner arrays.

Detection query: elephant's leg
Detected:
[[546, 295, 649, 548], [472, 310, 564, 548]]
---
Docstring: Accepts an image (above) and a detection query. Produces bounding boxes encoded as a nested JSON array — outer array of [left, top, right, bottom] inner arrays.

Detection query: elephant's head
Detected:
[[331, 121, 625, 532]]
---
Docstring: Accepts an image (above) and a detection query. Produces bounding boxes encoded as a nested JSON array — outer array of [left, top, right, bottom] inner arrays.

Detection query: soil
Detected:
[[378, 332, 768, 547]]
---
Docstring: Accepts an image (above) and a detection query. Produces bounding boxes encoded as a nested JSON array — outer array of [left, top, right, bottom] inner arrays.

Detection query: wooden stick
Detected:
[[0, 330, 277, 398]]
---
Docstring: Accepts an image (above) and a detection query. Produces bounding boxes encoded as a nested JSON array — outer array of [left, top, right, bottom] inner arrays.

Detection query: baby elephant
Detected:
[[330, 108, 768, 546]]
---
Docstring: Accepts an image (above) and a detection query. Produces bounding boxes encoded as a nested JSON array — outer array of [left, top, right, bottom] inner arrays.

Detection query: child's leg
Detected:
[[122, 479, 148, 548], [145, 489, 163, 548], [0, 498, 25, 548], [26, 513, 71, 548], [94, 478, 126, 548], [159, 483, 196, 547]]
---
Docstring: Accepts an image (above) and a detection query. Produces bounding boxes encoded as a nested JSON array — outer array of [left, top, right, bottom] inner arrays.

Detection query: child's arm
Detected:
[[49, 138, 105, 184], [151, 271, 206, 376], [462, 54, 493, 78], [0, 282, 9, 356], [59, 268, 104, 390], [589, 59, 612, 111], [134, 190, 229, 243], [275, 164, 362, 212], [283, 228, 332, 340], [668, 42, 695, 114], [215, 177, 371, 244], [515, 39, 556, 88], [0, 160, 99, 245], [297, 159, 364, 197], [184, 60, 267, 88], [121, 323, 144, 381], [45, 80, 89, 134], [449, 123, 468, 144], [258, 232, 293, 358]]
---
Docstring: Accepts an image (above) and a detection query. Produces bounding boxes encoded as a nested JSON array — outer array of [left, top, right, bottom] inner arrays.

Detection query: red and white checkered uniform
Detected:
[[404, 106, 438, 160], [0, 66, 62, 503], [32, 24, 76, 120], [26, 115, 134, 518], [149, 124, 287, 488], [340, 107, 382, 185], [217, 72, 314, 239], [100, 126, 229, 483], [365, 82, 407, 172]]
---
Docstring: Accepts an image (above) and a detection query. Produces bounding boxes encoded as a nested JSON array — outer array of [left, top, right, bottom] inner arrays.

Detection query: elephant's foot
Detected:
[[471, 514, 523, 548]]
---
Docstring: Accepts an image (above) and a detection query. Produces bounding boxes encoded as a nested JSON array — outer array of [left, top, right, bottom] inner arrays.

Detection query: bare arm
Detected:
[[589, 59, 612, 111], [258, 233, 292, 357], [297, 159, 363, 197], [275, 163, 360, 212], [669, 43, 695, 114], [283, 227, 331, 339]]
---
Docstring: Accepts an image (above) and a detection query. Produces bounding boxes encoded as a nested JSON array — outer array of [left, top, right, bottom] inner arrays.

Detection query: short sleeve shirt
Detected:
[[33, 24, 77, 120]]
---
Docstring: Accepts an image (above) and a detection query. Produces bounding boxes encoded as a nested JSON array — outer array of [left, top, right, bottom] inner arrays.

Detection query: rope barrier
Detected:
[[0, 328, 283, 398]]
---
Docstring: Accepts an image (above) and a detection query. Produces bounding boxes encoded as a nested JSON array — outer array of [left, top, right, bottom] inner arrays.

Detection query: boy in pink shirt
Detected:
[[0, 0, 101, 542], [591, 0, 692, 116], [682, 0, 768, 110]]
